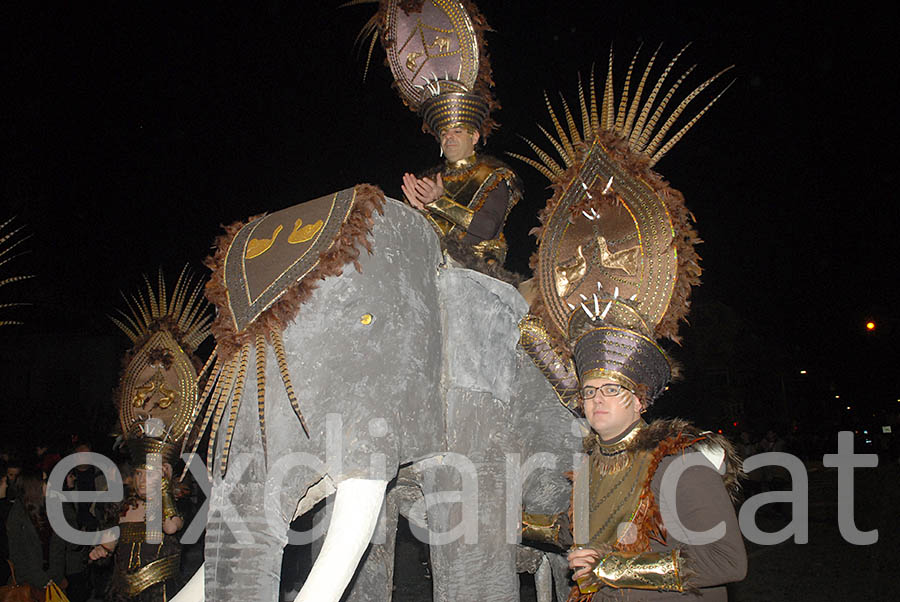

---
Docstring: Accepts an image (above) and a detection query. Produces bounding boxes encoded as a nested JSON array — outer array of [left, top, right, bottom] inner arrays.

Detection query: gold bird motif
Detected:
[[246, 224, 283, 259], [288, 218, 324, 244], [555, 245, 588, 299], [596, 236, 641, 276]]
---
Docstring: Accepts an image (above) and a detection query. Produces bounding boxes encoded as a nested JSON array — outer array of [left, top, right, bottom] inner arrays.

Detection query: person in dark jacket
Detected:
[[5, 469, 67, 591]]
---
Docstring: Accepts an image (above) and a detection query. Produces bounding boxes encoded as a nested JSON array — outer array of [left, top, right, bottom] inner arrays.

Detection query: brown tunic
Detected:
[[572, 420, 747, 601]]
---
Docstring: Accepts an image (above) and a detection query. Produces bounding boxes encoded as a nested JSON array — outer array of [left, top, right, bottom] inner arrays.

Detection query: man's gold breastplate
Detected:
[[427, 162, 497, 237]]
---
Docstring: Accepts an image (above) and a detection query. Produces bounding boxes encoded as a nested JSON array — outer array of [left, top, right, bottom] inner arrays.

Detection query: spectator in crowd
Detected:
[[5, 469, 68, 592]]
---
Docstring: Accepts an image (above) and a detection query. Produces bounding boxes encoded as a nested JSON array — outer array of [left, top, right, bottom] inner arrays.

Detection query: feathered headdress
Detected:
[[112, 267, 212, 467], [348, 0, 500, 138], [516, 45, 732, 409]]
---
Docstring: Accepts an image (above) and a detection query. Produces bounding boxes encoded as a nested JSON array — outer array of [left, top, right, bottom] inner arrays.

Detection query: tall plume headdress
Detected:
[[347, 0, 500, 138], [111, 267, 212, 468], [515, 45, 732, 411]]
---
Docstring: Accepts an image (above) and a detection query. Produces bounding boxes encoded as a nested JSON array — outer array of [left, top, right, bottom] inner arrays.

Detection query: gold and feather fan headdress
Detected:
[[112, 267, 212, 466], [346, 0, 500, 138], [516, 45, 731, 409], [514, 44, 731, 346]]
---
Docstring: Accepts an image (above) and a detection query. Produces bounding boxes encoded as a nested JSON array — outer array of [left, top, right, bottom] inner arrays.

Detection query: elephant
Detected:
[[172, 191, 581, 602]]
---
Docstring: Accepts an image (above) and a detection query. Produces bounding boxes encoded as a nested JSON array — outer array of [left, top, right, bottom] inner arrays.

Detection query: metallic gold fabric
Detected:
[[585, 448, 653, 549], [421, 91, 490, 137], [517, 314, 580, 410], [420, 154, 520, 262], [590, 550, 683, 592], [119, 522, 150, 544], [426, 196, 475, 231], [521, 512, 565, 548], [160, 478, 178, 520], [123, 554, 180, 596]]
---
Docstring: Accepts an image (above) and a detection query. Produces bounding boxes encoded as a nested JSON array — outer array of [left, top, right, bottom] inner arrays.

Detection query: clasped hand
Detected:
[[401, 173, 444, 210]]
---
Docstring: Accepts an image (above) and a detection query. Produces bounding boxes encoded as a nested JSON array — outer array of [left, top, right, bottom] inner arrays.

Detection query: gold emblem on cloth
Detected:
[[246, 225, 283, 259], [288, 218, 324, 244]]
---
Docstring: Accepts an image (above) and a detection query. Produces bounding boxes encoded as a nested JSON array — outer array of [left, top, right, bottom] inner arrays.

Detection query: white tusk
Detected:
[[567, 302, 576, 310], [591, 207, 601, 219], [580, 303, 595, 320], [295, 479, 388, 602], [581, 210, 595, 221], [593, 294, 600, 315], [600, 300, 613, 320], [581, 182, 588, 190], [603, 176, 614, 194], [629, 294, 637, 300], [170, 565, 204, 602], [457, 64, 462, 80], [613, 286, 619, 299], [597, 281, 603, 290], [579, 294, 588, 301]]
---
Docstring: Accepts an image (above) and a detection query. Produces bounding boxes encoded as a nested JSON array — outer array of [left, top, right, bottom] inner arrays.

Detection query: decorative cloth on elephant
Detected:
[[108, 268, 212, 600], [512, 47, 747, 598], [349, 0, 522, 266], [188, 184, 385, 474]]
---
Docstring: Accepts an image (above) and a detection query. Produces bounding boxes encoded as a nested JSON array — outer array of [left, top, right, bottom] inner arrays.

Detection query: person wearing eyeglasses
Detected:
[[559, 308, 747, 601]]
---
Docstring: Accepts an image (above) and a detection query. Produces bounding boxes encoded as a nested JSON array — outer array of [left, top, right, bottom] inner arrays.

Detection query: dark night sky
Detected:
[[2, 2, 899, 427]]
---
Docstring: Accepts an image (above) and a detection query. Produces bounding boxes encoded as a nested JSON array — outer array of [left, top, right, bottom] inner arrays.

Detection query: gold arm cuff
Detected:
[[123, 554, 181, 596], [161, 478, 179, 520], [592, 550, 684, 592], [521, 512, 562, 546], [426, 196, 474, 230]]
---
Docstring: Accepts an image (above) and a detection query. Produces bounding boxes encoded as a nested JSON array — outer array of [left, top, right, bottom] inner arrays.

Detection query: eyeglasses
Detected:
[[581, 383, 631, 400]]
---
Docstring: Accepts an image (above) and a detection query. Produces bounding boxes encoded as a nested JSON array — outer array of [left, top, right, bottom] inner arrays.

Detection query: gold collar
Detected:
[[596, 419, 646, 456], [446, 153, 478, 171]]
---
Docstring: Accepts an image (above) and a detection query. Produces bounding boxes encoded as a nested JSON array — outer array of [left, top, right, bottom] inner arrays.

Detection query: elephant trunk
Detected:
[[294, 478, 388, 602]]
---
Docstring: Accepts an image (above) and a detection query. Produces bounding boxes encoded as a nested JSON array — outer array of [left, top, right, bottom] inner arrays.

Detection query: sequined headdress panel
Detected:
[[111, 267, 212, 466], [349, 0, 499, 138], [516, 46, 730, 406]]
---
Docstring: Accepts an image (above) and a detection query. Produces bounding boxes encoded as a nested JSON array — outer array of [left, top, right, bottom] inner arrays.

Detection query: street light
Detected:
[[799, 370, 807, 375], [866, 321, 876, 331]]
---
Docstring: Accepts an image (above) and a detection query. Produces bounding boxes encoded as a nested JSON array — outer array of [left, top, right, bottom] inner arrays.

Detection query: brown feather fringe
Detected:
[[442, 236, 524, 286], [204, 184, 386, 359], [526, 129, 702, 344]]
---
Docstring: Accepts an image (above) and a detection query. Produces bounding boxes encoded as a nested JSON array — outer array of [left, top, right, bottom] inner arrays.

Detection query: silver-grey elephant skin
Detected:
[[200, 198, 579, 602]]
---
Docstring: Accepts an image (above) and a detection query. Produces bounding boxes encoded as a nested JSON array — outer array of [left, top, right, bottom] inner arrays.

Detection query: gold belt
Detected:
[[123, 554, 180, 596]]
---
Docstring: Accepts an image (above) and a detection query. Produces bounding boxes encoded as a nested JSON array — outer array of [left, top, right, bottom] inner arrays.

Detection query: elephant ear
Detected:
[[183, 184, 385, 477], [518, 314, 580, 414]]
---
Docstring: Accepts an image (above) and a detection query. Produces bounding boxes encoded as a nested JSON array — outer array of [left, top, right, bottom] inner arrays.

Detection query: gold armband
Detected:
[[521, 512, 571, 549], [160, 477, 179, 520], [426, 196, 474, 230], [589, 550, 684, 592]]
